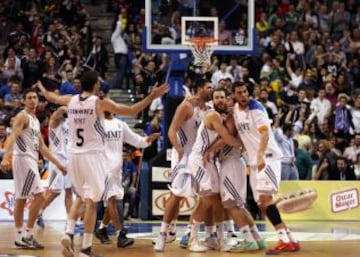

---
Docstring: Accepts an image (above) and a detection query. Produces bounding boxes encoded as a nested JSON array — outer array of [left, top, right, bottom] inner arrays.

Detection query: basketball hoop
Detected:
[[188, 37, 217, 67]]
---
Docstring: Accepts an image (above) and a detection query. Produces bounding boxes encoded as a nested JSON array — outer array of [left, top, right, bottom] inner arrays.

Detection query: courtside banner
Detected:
[[0, 180, 67, 221], [151, 189, 196, 216], [277, 181, 360, 221]]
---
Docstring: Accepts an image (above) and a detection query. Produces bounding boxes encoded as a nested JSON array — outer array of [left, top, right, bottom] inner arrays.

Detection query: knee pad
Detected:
[[265, 204, 283, 227]]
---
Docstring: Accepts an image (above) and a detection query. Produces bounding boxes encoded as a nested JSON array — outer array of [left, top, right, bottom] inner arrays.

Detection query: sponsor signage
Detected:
[[152, 189, 196, 216], [0, 180, 67, 221], [278, 181, 360, 220], [151, 167, 172, 183]]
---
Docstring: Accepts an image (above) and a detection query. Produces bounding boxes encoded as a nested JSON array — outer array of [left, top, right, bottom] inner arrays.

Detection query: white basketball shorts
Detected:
[[13, 155, 44, 199]]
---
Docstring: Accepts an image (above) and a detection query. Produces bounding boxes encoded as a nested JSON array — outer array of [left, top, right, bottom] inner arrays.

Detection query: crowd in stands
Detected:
[[1, 0, 360, 193]]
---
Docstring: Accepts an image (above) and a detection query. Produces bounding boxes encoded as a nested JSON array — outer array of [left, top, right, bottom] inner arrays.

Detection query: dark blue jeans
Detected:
[[113, 53, 128, 89]]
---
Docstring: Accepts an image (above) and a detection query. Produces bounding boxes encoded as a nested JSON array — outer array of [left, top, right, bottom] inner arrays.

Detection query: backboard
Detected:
[[144, 0, 255, 55]]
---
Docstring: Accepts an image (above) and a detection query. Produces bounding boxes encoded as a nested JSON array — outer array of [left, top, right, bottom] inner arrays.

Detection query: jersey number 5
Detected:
[[76, 128, 84, 146]]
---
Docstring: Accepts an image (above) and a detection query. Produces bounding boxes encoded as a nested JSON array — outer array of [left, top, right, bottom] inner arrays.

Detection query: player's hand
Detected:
[[146, 132, 161, 144], [203, 150, 211, 164], [57, 164, 67, 175], [150, 82, 169, 99], [129, 186, 136, 192], [0, 158, 11, 173], [257, 154, 265, 172]]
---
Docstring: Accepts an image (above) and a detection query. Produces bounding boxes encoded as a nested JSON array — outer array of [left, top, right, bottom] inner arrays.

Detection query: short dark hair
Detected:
[[282, 122, 293, 132], [232, 81, 247, 93], [193, 78, 211, 94], [212, 88, 227, 99], [23, 88, 38, 99], [81, 70, 99, 92]]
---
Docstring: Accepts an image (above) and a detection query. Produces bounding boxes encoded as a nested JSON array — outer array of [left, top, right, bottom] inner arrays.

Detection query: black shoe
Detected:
[[80, 247, 104, 257], [21, 235, 45, 249], [117, 230, 134, 248], [95, 227, 111, 244]]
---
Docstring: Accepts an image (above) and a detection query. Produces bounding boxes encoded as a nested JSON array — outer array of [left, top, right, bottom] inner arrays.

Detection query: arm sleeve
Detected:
[[111, 21, 122, 41], [122, 121, 150, 148]]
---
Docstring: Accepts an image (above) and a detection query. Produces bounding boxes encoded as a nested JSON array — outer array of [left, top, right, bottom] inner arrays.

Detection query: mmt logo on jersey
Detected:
[[236, 122, 250, 133]]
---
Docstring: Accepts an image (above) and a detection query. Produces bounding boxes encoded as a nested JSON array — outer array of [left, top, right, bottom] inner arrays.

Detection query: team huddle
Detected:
[[0, 71, 300, 256], [154, 79, 300, 254]]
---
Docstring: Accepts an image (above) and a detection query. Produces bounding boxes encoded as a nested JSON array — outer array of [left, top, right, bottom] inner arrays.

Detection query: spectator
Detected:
[[343, 134, 360, 164], [333, 156, 356, 180], [122, 150, 138, 219], [313, 139, 339, 180], [273, 120, 299, 180], [143, 110, 163, 161], [310, 88, 332, 126], [353, 153, 360, 180], [334, 93, 353, 140], [294, 139, 313, 180], [38, 158, 49, 180], [111, 11, 128, 89], [4, 79, 22, 109]]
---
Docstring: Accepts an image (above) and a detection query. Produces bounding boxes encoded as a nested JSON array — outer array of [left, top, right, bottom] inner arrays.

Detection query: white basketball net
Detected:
[[189, 41, 215, 67]]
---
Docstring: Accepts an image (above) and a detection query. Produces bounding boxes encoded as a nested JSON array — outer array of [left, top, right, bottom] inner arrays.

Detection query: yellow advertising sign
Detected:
[[277, 181, 360, 221]]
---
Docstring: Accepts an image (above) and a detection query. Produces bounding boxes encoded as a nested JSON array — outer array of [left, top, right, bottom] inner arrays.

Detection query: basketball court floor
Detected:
[[0, 220, 359, 257]]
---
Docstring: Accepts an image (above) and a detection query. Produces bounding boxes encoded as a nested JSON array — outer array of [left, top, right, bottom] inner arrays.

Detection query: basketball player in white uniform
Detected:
[[203, 91, 267, 252], [96, 111, 159, 248], [230, 82, 300, 254], [0, 88, 67, 249], [185, 88, 243, 252], [153, 79, 213, 251], [36, 106, 72, 228], [35, 71, 168, 257]]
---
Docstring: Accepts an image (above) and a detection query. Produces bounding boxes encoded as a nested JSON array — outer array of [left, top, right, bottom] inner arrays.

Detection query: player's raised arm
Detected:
[[98, 82, 169, 116], [34, 80, 73, 106]]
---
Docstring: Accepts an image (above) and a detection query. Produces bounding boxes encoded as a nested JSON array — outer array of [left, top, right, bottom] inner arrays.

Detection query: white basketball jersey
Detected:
[[13, 111, 40, 160], [177, 105, 208, 155], [104, 118, 124, 172], [190, 114, 219, 164], [49, 118, 69, 160], [67, 95, 105, 154], [219, 145, 242, 161], [233, 100, 282, 166]]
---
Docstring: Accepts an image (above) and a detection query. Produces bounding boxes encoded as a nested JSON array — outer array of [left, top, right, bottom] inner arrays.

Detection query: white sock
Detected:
[[116, 230, 121, 237], [185, 223, 193, 234], [24, 228, 34, 239], [211, 225, 216, 234], [82, 233, 93, 249], [277, 228, 290, 243], [66, 218, 76, 235], [225, 220, 235, 233], [240, 225, 255, 242], [190, 220, 201, 239], [216, 222, 224, 240], [160, 222, 169, 233], [99, 221, 108, 230], [250, 224, 262, 240], [15, 228, 23, 241], [169, 220, 177, 233], [205, 226, 213, 238], [286, 228, 297, 242]]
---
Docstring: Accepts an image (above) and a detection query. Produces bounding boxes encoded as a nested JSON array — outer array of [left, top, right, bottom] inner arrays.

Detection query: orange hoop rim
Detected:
[[188, 37, 217, 50]]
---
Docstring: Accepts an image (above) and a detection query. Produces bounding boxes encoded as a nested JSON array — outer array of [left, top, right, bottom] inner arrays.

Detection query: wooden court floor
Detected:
[[0, 221, 360, 257]]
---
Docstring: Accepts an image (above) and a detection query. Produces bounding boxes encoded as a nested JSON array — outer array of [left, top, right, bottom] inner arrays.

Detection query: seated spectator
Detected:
[[343, 134, 360, 164], [353, 153, 360, 180], [333, 156, 356, 180], [38, 158, 49, 180]]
